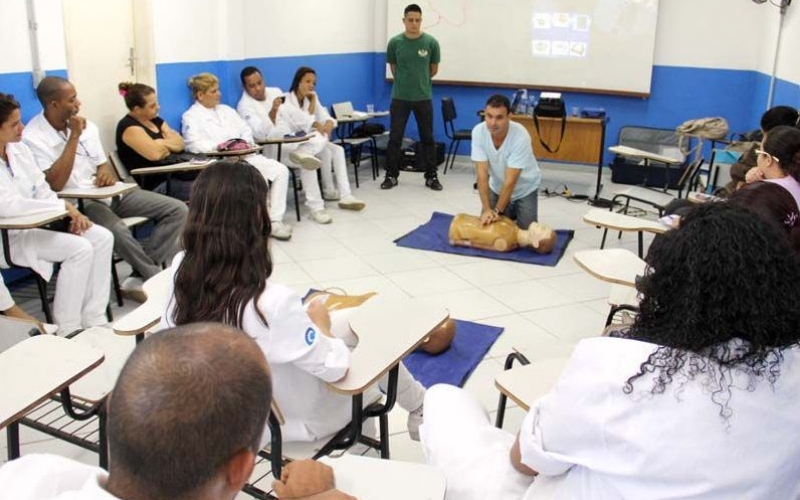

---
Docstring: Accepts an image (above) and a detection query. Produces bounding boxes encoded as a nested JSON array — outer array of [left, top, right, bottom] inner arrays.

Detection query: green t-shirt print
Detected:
[[387, 33, 440, 101]]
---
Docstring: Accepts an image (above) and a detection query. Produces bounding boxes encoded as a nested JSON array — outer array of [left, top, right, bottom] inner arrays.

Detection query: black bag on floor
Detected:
[[400, 142, 446, 172]]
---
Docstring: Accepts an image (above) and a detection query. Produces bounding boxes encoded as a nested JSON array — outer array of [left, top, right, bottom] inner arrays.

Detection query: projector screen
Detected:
[[385, 0, 660, 97]]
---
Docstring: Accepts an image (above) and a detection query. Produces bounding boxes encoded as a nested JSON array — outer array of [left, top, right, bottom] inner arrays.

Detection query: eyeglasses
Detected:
[[755, 149, 779, 163]]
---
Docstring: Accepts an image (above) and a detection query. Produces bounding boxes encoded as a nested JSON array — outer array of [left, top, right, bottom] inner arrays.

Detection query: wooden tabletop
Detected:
[[494, 356, 570, 411], [319, 454, 446, 500], [328, 299, 449, 395], [112, 268, 172, 336], [0, 335, 104, 428], [609, 145, 683, 165], [57, 182, 139, 199], [204, 146, 264, 157], [573, 248, 647, 288], [257, 135, 313, 145], [130, 159, 215, 176], [0, 209, 69, 229], [583, 208, 667, 234]]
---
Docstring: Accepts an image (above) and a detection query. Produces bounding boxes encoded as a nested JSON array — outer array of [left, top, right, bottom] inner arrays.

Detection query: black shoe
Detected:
[[381, 176, 398, 189], [425, 176, 443, 191]]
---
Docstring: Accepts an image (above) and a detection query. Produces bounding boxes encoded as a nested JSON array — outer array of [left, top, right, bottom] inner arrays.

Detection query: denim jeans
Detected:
[[386, 98, 436, 179], [489, 189, 539, 229]]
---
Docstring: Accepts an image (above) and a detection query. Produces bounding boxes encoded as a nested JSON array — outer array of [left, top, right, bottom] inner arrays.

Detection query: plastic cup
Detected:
[[366, 104, 375, 114]]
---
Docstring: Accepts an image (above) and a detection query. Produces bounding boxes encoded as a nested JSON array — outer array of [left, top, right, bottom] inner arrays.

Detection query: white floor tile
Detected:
[[298, 256, 379, 282], [523, 303, 607, 343], [421, 288, 513, 321], [386, 267, 473, 297], [448, 260, 531, 287], [483, 280, 574, 313]]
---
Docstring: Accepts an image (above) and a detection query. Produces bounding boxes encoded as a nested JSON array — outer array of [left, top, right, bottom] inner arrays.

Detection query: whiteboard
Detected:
[[385, 0, 660, 96]]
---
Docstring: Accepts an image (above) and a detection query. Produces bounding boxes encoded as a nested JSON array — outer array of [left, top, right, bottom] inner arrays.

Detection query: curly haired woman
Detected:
[[421, 202, 800, 500]]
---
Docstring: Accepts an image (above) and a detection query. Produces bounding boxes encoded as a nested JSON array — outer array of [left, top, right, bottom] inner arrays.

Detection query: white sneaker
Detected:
[[289, 151, 321, 171], [121, 276, 147, 303], [407, 405, 424, 441], [338, 195, 366, 211], [271, 221, 293, 241], [309, 209, 333, 224], [323, 189, 340, 201]]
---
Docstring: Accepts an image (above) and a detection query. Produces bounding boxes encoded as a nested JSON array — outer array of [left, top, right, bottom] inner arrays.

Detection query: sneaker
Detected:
[[271, 221, 293, 241], [309, 209, 333, 224], [380, 176, 398, 189], [121, 276, 147, 303], [322, 189, 340, 201], [337, 195, 366, 211], [288, 151, 321, 171], [425, 176, 443, 191], [407, 405, 424, 441]]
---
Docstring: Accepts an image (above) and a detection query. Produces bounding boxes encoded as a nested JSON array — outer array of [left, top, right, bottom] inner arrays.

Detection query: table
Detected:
[[582, 208, 666, 257], [257, 134, 312, 163], [494, 356, 570, 411], [57, 182, 139, 210], [129, 159, 215, 196], [319, 454, 446, 500], [204, 145, 265, 157], [608, 145, 684, 192], [1, 335, 104, 458], [0, 209, 70, 322], [333, 112, 389, 186], [573, 248, 647, 288]]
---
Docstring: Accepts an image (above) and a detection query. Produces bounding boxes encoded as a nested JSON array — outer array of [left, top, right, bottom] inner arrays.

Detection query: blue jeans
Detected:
[[489, 189, 539, 229], [386, 98, 436, 179]]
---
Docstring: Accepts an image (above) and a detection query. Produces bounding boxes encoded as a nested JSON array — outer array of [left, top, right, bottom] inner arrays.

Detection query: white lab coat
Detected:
[[422, 337, 800, 500], [283, 93, 351, 198], [0, 141, 113, 333], [181, 101, 289, 222], [0, 274, 13, 311], [236, 87, 289, 142], [0, 454, 117, 500], [23, 113, 108, 191]]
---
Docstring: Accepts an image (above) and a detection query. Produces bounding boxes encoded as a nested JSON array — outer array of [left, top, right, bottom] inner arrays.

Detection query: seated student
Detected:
[[745, 125, 800, 207], [0, 92, 112, 334], [22, 76, 187, 296], [284, 66, 365, 211], [0, 274, 48, 332], [729, 181, 800, 257], [181, 72, 293, 240], [115, 82, 191, 200], [237, 66, 335, 225], [161, 161, 426, 443], [0, 322, 355, 500], [421, 203, 800, 500]]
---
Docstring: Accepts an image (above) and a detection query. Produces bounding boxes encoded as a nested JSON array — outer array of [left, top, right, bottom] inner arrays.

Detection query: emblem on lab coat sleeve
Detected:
[[305, 327, 317, 346]]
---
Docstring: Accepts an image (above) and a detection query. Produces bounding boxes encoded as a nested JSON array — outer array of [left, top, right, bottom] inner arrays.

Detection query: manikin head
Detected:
[[518, 221, 557, 254]]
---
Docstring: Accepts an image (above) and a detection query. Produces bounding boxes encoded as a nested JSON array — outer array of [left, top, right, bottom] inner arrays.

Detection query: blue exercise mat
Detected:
[[394, 212, 573, 267], [404, 319, 504, 388]]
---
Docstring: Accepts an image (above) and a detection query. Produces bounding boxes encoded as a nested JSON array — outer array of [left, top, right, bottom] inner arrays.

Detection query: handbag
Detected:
[[533, 94, 567, 153]]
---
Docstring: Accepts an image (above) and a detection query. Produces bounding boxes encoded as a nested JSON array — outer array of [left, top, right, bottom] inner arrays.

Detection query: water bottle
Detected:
[[528, 92, 537, 115], [519, 89, 528, 114]]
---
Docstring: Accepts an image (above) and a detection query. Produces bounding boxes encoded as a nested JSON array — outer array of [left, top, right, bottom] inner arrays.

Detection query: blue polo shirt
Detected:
[[471, 121, 541, 200]]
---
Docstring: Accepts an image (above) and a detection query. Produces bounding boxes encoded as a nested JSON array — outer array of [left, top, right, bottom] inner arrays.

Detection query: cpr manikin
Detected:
[[448, 214, 557, 253]]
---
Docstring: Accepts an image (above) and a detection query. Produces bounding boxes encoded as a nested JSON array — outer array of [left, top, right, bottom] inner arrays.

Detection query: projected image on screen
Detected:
[[532, 12, 591, 59]]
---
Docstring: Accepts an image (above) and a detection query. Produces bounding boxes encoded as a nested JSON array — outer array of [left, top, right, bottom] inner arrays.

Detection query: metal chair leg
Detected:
[[35, 276, 53, 323]]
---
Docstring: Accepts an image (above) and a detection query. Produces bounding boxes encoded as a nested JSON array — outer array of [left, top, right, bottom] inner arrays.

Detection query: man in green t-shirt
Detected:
[[383, 3, 442, 191]]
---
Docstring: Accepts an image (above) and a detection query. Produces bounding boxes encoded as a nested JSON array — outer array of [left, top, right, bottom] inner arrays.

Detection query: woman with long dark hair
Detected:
[[161, 161, 425, 443], [422, 202, 800, 500]]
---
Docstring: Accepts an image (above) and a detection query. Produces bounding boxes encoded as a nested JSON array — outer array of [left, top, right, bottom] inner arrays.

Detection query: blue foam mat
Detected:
[[404, 319, 503, 388], [394, 212, 573, 267]]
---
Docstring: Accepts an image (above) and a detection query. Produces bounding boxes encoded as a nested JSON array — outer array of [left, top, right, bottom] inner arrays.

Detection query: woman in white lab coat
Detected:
[[181, 73, 292, 241], [422, 203, 800, 500], [161, 161, 424, 444], [284, 67, 365, 211], [0, 93, 113, 334]]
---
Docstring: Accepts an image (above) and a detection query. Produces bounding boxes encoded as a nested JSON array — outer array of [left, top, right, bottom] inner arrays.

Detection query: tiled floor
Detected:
[[1, 156, 661, 494]]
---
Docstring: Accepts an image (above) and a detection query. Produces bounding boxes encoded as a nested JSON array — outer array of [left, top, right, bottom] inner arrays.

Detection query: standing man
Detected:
[[23, 76, 187, 295], [383, 3, 442, 191], [473, 94, 541, 229]]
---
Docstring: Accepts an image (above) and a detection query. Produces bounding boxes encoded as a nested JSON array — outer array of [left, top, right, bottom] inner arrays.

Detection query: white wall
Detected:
[[0, 0, 66, 73], [152, 0, 232, 63], [774, 4, 800, 84]]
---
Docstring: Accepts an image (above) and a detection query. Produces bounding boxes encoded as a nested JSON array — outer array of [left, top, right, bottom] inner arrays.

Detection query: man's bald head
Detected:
[[107, 323, 272, 499], [35, 76, 72, 107]]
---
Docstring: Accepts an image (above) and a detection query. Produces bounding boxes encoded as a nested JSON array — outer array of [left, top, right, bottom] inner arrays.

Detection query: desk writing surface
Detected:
[[112, 268, 172, 336], [0, 209, 69, 229], [319, 454, 446, 500], [510, 114, 604, 165], [329, 299, 449, 395], [609, 145, 683, 165], [57, 182, 138, 199], [494, 357, 570, 411], [583, 209, 666, 234], [129, 160, 215, 176], [573, 249, 647, 288], [257, 135, 312, 145], [0, 335, 104, 428], [70, 327, 136, 403]]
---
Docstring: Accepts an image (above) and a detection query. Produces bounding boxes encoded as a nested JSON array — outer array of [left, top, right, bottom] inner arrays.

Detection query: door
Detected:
[[61, 0, 156, 151]]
